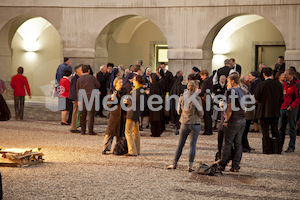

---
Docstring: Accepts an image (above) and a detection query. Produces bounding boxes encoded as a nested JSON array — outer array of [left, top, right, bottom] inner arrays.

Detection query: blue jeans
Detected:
[[279, 108, 298, 150], [220, 119, 246, 170], [174, 124, 201, 168]]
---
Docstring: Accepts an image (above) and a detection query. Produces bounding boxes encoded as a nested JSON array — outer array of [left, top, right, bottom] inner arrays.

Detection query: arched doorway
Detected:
[[0, 16, 62, 98], [203, 14, 285, 74], [95, 15, 167, 72]]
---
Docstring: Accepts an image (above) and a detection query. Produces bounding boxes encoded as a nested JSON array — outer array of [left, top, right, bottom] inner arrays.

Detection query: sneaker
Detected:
[[146, 125, 150, 129], [139, 125, 143, 131], [102, 150, 107, 155], [284, 148, 294, 153], [166, 164, 176, 170]]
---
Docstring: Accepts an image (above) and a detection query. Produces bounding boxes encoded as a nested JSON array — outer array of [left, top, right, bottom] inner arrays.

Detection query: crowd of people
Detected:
[[0, 54, 298, 172], [52, 55, 299, 170]]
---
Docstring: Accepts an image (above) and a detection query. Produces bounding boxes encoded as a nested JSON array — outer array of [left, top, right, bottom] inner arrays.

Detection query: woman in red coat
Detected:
[[59, 70, 73, 125]]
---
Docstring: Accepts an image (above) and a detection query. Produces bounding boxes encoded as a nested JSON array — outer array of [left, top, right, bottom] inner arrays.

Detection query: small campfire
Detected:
[[0, 148, 44, 167]]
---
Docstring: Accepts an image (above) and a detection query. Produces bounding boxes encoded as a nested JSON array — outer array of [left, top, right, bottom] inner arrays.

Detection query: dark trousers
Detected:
[[279, 108, 298, 150], [14, 96, 25, 119], [260, 118, 281, 154], [220, 119, 246, 170], [242, 120, 252, 150], [80, 102, 95, 134], [203, 110, 212, 134]]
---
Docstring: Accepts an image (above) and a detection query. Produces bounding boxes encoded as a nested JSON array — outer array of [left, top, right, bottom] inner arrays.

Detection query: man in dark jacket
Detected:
[[212, 59, 233, 85], [279, 69, 300, 153], [160, 62, 173, 94], [255, 67, 284, 154], [96, 65, 108, 117], [230, 58, 242, 75], [200, 70, 214, 135], [76, 65, 100, 135], [69, 64, 83, 133], [123, 74, 144, 156]]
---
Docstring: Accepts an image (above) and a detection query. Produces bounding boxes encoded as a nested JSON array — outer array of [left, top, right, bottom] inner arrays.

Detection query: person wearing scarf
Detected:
[[123, 75, 144, 156]]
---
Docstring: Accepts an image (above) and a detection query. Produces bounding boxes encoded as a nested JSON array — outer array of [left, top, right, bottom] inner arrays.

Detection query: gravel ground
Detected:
[[0, 103, 300, 200]]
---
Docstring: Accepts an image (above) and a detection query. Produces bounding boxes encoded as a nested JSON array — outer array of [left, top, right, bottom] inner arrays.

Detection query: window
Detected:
[[154, 44, 168, 70]]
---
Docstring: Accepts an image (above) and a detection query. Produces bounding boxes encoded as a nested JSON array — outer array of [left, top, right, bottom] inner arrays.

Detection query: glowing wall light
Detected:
[[16, 17, 51, 52], [212, 15, 263, 55]]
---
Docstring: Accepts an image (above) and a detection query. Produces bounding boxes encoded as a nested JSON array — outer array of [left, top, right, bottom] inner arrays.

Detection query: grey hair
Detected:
[[240, 74, 249, 83], [100, 65, 106, 71]]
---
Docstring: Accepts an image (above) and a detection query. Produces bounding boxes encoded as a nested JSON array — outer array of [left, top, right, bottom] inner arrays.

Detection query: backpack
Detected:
[[113, 138, 128, 155], [195, 162, 222, 176]]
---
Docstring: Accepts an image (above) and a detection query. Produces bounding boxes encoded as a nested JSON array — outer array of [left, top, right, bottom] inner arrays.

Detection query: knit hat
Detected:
[[192, 66, 200, 73]]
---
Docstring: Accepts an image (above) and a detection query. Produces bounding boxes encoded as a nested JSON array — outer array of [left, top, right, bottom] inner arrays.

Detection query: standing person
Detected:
[[192, 66, 201, 81], [55, 57, 72, 84], [140, 67, 152, 130], [258, 63, 267, 81], [279, 69, 300, 153], [167, 81, 204, 172], [123, 75, 144, 156], [106, 63, 114, 92], [275, 71, 285, 88], [249, 71, 261, 133], [76, 65, 100, 135], [274, 56, 285, 77], [229, 58, 242, 75], [199, 70, 214, 135], [170, 75, 186, 135], [240, 75, 255, 153], [102, 78, 127, 154], [0, 79, 6, 95], [159, 62, 173, 94], [10, 67, 31, 120], [219, 74, 246, 172], [0, 93, 11, 121], [122, 73, 134, 94], [69, 64, 83, 133], [212, 75, 226, 130], [212, 59, 232, 85], [59, 70, 73, 125], [96, 65, 108, 118], [149, 73, 164, 137], [110, 67, 120, 89], [255, 67, 284, 154], [136, 60, 143, 74]]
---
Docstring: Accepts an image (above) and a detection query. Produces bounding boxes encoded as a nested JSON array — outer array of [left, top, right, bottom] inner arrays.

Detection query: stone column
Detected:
[[168, 49, 213, 77], [0, 47, 13, 99], [63, 48, 96, 73], [285, 50, 300, 70]]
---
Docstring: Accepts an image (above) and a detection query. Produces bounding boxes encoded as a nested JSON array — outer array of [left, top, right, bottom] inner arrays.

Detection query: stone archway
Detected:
[[203, 14, 286, 74], [95, 15, 167, 72], [0, 16, 63, 98]]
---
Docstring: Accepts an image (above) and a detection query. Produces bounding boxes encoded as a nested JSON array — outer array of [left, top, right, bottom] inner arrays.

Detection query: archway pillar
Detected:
[[168, 49, 213, 75], [63, 47, 96, 72], [0, 47, 13, 99], [285, 50, 300, 70]]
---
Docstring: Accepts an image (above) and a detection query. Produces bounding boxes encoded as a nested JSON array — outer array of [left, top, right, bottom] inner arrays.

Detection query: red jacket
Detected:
[[59, 77, 70, 98], [10, 74, 31, 97], [281, 79, 300, 110]]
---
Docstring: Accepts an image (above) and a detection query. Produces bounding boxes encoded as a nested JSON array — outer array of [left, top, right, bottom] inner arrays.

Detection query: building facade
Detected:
[[0, 0, 299, 96]]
